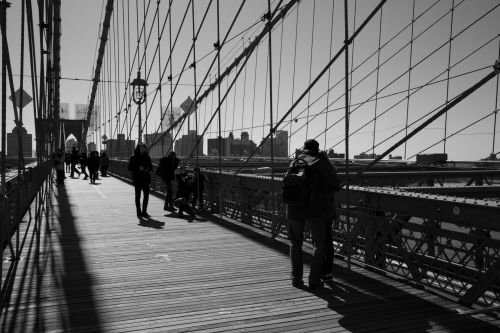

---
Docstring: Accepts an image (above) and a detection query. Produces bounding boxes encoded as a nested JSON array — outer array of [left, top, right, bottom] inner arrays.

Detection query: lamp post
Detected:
[[130, 71, 148, 143]]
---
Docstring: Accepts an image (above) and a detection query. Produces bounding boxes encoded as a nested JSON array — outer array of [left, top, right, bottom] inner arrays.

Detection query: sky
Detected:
[[2, 0, 500, 161]]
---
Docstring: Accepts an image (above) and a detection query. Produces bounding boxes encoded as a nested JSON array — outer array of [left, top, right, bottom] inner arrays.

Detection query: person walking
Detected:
[[156, 151, 180, 211], [69, 147, 81, 178], [285, 139, 340, 289], [87, 151, 100, 184], [100, 151, 110, 177], [64, 152, 71, 173], [128, 143, 153, 218], [79, 151, 89, 180]]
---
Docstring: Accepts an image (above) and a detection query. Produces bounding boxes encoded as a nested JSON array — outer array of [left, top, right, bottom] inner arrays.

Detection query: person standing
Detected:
[[64, 152, 71, 173], [128, 143, 153, 218], [87, 151, 100, 184], [191, 167, 207, 210], [156, 151, 180, 211], [286, 139, 340, 289], [100, 151, 110, 177], [79, 151, 89, 180], [54, 149, 66, 184]]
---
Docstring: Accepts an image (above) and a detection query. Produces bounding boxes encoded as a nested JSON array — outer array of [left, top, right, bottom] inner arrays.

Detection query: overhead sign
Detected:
[[9, 88, 32, 109]]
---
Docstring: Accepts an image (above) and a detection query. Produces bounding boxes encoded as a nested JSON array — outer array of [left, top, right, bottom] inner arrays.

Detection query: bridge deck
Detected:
[[2, 174, 500, 332]]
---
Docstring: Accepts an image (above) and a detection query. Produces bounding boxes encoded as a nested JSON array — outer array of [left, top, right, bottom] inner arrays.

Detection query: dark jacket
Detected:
[[87, 152, 100, 172], [176, 173, 195, 199], [156, 155, 180, 181], [128, 152, 153, 185], [286, 150, 340, 220], [100, 152, 110, 167]]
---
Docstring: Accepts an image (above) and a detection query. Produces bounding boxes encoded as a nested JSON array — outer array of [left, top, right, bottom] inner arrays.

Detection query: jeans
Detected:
[[134, 183, 150, 215], [164, 180, 173, 209], [289, 215, 327, 284]]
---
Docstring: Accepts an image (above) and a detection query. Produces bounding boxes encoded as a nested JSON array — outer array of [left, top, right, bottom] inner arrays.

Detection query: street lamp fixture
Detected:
[[130, 71, 148, 143]]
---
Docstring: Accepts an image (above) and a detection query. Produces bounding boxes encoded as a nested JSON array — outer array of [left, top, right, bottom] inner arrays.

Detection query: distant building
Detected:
[[388, 154, 403, 160], [416, 153, 447, 165], [354, 152, 381, 159], [327, 149, 345, 159], [7, 126, 32, 157], [260, 130, 288, 157], [87, 142, 97, 153], [207, 131, 258, 157], [144, 131, 173, 158], [106, 134, 135, 158], [174, 130, 203, 157], [207, 136, 229, 156]]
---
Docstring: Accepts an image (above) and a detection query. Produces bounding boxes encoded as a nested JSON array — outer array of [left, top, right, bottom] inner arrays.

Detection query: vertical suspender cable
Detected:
[[216, 0, 222, 219], [443, 0, 455, 154], [492, 38, 500, 157], [289, 3, 299, 154], [191, 0, 199, 165], [305, 0, 316, 139], [374, 6, 384, 156], [344, 0, 351, 269], [168, 0, 173, 152], [157, 0, 163, 154], [1, 0, 8, 195], [325, 1, 335, 150], [251, 44, 259, 142], [267, 0, 276, 230]]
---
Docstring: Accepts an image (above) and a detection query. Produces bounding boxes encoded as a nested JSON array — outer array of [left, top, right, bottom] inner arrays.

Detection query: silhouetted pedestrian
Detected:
[[128, 143, 153, 218], [156, 151, 180, 211], [54, 149, 65, 184], [87, 151, 100, 184], [80, 151, 89, 180], [100, 151, 110, 176], [64, 152, 71, 173], [285, 139, 340, 289], [192, 167, 207, 210], [70, 147, 81, 178]]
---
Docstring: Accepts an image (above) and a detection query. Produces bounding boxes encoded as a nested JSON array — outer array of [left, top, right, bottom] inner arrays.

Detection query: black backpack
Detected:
[[282, 157, 318, 205]]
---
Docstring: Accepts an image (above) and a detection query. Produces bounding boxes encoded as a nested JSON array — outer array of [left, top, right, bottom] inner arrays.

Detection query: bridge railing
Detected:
[[0, 160, 53, 253], [109, 159, 500, 309]]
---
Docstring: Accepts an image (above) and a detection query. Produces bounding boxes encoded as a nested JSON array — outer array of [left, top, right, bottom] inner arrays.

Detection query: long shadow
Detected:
[[306, 266, 500, 332], [201, 212, 499, 331], [46, 182, 103, 332]]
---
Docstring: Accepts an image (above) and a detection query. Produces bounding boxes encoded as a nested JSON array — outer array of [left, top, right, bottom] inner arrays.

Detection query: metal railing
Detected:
[[108, 159, 500, 309]]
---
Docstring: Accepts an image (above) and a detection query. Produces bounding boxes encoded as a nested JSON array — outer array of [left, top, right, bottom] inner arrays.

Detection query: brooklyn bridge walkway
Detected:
[[2, 175, 500, 332]]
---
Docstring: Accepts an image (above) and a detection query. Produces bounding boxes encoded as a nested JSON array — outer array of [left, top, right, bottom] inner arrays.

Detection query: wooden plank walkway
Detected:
[[2, 174, 500, 332]]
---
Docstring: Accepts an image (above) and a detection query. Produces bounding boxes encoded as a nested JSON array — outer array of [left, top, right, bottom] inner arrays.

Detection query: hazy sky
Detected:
[[3, 0, 500, 160]]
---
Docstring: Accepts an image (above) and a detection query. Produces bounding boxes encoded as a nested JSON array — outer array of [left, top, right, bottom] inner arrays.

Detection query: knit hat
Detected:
[[303, 139, 319, 151]]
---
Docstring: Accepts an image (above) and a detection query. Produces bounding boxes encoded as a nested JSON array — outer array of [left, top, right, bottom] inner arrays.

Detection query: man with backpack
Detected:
[[283, 139, 340, 289]]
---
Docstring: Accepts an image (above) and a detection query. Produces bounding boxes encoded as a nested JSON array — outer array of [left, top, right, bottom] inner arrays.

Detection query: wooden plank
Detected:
[[2, 174, 499, 332]]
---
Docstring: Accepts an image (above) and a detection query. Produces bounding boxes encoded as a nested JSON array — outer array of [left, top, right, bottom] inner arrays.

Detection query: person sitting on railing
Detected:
[[128, 144, 153, 218]]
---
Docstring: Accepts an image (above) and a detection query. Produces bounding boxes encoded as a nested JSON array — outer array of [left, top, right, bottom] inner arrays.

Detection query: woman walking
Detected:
[[128, 143, 153, 218]]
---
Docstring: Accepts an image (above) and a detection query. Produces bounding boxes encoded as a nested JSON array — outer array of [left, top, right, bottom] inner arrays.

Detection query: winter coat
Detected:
[[156, 155, 180, 182], [286, 150, 340, 220], [128, 152, 153, 186]]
